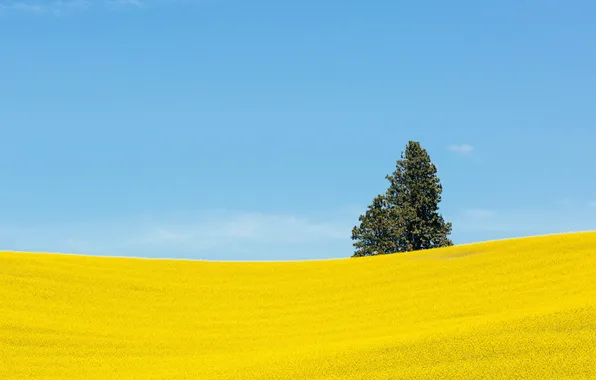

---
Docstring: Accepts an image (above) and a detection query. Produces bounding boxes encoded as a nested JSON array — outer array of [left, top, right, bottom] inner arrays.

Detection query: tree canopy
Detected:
[[351, 141, 453, 257]]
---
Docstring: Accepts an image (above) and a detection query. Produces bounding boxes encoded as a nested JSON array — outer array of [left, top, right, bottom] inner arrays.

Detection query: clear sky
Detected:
[[1, 0, 595, 261]]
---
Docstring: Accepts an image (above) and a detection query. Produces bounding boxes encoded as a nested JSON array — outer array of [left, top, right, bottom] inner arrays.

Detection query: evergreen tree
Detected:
[[351, 141, 453, 257]]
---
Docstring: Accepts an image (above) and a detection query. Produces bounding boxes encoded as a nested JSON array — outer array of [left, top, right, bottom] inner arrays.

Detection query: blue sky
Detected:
[[1, 0, 595, 260]]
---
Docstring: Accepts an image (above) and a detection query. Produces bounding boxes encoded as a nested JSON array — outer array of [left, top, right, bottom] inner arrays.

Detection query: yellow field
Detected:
[[1, 232, 595, 379]]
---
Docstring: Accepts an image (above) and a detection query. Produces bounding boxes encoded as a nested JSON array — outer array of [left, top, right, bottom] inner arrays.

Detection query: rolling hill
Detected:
[[1, 232, 595, 379]]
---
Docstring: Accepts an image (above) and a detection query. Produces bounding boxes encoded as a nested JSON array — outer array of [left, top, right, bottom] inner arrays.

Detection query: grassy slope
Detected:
[[1, 232, 595, 379]]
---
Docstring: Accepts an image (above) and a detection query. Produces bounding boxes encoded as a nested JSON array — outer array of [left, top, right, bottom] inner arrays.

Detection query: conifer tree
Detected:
[[351, 141, 453, 257]]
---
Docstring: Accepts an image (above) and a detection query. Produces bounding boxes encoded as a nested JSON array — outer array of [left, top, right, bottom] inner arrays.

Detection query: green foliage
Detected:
[[351, 141, 453, 257]]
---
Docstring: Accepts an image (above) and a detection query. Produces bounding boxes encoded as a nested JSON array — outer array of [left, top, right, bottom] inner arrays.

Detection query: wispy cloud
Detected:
[[0, 211, 357, 261], [451, 205, 596, 242], [3, 204, 594, 261], [448, 144, 474, 156], [555, 198, 575, 207], [554, 198, 596, 209], [1, 1, 110, 13], [0, 2, 44, 12], [0, 0, 184, 13], [131, 213, 347, 248]]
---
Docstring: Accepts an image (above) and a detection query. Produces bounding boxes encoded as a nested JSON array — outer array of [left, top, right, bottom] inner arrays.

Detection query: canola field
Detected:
[[1, 232, 595, 379]]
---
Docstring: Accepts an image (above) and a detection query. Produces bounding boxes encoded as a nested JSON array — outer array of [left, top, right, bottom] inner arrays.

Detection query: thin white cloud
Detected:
[[131, 213, 347, 248], [556, 199, 596, 208], [0, 211, 355, 261], [0, 0, 189, 13], [4, 204, 594, 261], [1, 0, 92, 13], [555, 198, 575, 207], [448, 144, 474, 155], [116, 0, 141, 6], [451, 205, 596, 239], [0, 2, 44, 11]]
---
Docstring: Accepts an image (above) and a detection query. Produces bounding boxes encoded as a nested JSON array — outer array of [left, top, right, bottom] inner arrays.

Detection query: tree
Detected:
[[351, 141, 453, 257]]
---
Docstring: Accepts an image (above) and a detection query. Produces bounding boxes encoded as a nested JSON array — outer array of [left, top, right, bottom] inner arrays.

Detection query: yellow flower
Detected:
[[1, 232, 595, 379]]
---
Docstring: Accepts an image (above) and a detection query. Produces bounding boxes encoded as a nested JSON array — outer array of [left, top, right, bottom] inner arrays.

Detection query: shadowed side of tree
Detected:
[[351, 141, 453, 257]]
